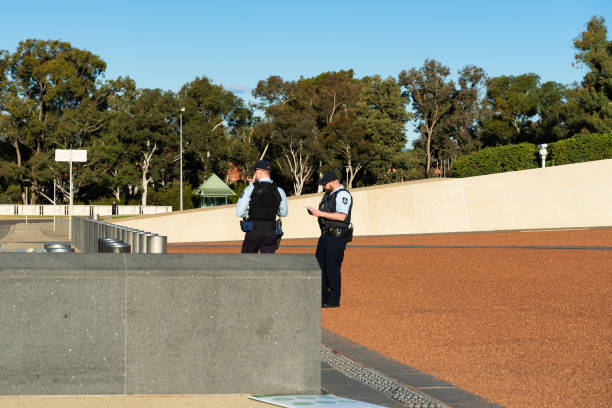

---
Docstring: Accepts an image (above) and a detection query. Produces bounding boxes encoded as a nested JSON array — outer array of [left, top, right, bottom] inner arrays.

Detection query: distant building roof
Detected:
[[193, 173, 236, 198]]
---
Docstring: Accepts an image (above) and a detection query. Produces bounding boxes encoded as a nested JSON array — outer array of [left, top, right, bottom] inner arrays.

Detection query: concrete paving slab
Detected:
[[0, 394, 267, 408], [0, 221, 69, 252]]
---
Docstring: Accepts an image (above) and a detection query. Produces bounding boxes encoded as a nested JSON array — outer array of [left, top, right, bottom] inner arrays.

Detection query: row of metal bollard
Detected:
[[71, 216, 167, 254]]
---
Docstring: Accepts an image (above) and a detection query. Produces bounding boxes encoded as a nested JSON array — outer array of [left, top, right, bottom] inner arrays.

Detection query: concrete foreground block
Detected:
[[0, 275, 125, 395], [0, 254, 321, 396]]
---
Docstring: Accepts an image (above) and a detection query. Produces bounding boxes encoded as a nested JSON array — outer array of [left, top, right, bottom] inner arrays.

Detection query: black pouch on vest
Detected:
[[240, 218, 253, 232], [275, 219, 283, 237], [346, 223, 354, 242], [275, 219, 283, 250]]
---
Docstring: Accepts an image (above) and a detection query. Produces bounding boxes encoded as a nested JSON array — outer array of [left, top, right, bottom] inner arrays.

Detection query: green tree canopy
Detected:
[[0, 39, 106, 204], [399, 59, 454, 177], [568, 16, 612, 134]]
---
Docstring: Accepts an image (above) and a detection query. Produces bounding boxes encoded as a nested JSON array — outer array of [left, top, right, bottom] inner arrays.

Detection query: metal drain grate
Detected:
[[321, 346, 448, 408]]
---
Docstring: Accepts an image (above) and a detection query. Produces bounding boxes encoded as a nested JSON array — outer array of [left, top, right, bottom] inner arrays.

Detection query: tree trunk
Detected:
[[348, 164, 362, 189], [140, 142, 157, 206], [12, 140, 22, 168], [142, 173, 148, 206], [12, 140, 25, 204], [260, 143, 269, 160], [317, 160, 323, 193], [111, 187, 121, 201], [281, 145, 313, 197], [30, 181, 39, 205], [425, 130, 432, 178]]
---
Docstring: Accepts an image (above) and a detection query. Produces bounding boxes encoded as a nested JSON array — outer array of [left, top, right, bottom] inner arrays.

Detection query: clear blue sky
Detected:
[[1, 0, 610, 137]]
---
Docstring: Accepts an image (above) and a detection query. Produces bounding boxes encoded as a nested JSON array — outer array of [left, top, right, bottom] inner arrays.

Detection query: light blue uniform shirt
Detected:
[[236, 178, 288, 218], [332, 185, 352, 215]]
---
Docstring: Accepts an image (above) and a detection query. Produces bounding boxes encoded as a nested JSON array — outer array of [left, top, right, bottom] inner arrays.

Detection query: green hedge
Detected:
[[451, 133, 612, 178], [0, 185, 22, 204], [148, 183, 196, 211], [548, 133, 612, 165], [450, 143, 538, 177]]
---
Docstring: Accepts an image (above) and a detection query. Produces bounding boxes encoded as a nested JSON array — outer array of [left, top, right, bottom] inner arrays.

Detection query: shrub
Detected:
[[450, 133, 612, 178], [548, 133, 612, 165], [228, 180, 247, 204], [148, 183, 195, 211], [0, 185, 22, 204], [89, 197, 118, 205], [450, 143, 538, 177]]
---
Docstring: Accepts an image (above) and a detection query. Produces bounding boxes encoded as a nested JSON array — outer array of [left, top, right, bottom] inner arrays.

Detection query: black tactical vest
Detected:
[[248, 181, 281, 221], [318, 188, 352, 229]]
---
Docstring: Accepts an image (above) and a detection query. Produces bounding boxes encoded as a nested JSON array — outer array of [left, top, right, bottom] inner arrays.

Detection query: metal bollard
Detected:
[[110, 225, 119, 240], [147, 234, 167, 254], [125, 229, 137, 252], [85, 218, 90, 253], [44, 242, 72, 251], [46, 247, 75, 253], [121, 227, 130, 243], [139, 232, 154, 253], [90, 220, 97, 253], [115, 227, 123, 242], [102, 223, 110, 241], [131, 230, 141, 253], [83, 217, 87, 250], [73, 217, 78, 251], [98, 237, 121, 253], [103, 241, 131, 253]]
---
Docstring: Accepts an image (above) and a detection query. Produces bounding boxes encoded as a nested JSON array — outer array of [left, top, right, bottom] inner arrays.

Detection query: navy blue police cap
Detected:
[[252, 160, 271, 171], [318, 170, 338, 185]]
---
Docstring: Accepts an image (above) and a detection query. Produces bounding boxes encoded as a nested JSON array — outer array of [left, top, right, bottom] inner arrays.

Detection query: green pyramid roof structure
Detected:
[[193, 173, 236, 198]]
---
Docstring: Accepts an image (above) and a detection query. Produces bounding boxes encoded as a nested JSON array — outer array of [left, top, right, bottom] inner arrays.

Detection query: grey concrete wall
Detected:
[[0, 254, 320, 395]]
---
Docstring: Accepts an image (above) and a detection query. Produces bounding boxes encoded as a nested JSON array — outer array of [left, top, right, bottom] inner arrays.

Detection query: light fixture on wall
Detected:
[[539, 144, 548, 168]]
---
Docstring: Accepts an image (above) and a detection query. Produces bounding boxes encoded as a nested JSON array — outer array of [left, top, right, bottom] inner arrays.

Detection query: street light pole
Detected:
[[180, 107, 185, 211], [69, 158, 73, 239], [345, 166, 349, 187]]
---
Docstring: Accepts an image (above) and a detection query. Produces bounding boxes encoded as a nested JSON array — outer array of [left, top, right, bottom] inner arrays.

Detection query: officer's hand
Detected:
[[306, 206, 317, 216]]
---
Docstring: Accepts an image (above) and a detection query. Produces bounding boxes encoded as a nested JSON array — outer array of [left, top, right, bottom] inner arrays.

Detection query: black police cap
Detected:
[[252, 160, 271, 171], [318, 170, 338, 185]]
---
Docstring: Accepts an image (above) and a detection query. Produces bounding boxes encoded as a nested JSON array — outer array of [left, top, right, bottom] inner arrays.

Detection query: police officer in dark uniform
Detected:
[[236, 160, 288, 253], [306, 170, 353, 308]]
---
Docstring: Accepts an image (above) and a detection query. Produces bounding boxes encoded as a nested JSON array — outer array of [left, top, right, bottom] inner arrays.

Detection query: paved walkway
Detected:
[[0, 219, 69, 252], [0, 221, 497, 407]]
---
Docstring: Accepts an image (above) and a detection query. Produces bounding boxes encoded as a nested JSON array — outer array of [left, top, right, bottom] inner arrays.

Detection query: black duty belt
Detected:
[[322, 226, 349, 238], [253, 220, 276, 230]]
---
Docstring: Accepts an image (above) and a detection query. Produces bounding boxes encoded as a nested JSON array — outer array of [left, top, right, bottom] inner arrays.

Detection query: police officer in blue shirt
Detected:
[[236, 159, 288, 253], [306, 170, 353, 308]]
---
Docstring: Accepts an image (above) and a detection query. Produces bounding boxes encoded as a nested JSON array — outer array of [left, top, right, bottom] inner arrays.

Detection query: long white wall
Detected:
[[0, 205, 171, 216], [114, 159, 612, 242]]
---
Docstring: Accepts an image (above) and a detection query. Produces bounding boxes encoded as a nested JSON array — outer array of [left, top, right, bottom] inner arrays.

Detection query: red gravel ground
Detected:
[[169, 228, 612, 408]]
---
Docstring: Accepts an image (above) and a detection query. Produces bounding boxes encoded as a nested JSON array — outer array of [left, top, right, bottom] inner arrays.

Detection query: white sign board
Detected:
[[55, 149, 87, 162]]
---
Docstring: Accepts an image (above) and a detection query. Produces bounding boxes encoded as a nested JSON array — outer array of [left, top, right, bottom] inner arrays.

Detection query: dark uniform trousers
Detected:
[[315, 233, 347, 305], [241, 228, 278, 254]]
